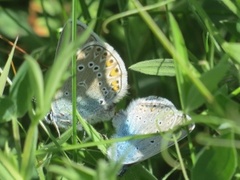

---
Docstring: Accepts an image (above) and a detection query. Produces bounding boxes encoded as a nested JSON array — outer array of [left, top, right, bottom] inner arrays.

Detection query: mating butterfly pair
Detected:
[[45, 19, 194, 166]]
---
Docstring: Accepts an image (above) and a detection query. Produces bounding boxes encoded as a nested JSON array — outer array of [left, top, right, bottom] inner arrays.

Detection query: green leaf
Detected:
[[24, 55, 44, 119], [129, 59, 175, 76], [222, 42, 240, 64], [0, 150, 22, 180], [96, 159, 121, 180], [76, 112, 106, 154], [9, 61, 33, 117], [0, 97, 15, 122], [48, 159, 95, 179], [192, 133, 237, 180], [8, 55, 44, 119], [186, 60, 230, 111], [121, 164, 157, 180]]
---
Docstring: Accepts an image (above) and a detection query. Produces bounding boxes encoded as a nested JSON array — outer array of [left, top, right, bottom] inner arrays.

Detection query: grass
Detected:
[[0, 0, 240, 179]]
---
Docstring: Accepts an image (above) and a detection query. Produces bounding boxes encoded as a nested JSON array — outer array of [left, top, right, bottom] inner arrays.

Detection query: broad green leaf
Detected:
[[192, 133, 237, 180], [129, 59, 175, 76], [186, 60, 230, 111]]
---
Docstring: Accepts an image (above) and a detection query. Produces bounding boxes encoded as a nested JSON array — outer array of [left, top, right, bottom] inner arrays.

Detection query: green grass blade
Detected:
[[72, 0, 78, 155], [20, 124, 38, 179], [0, 150, 22, 180], [76, 112, 107, 154], [168, 12, 191, 109], [0, 37, 17, 96]]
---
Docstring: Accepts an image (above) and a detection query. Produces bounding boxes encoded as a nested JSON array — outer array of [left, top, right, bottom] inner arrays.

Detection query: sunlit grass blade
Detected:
[[221, 0, 240, 18], [168, 12, 191, 109], [0, 150, 22, 180], [48, 158, 96, 179], [0, 37, 17, 96], [103, 0, 174, 33], [71, 0, 78, 150], [173, 134, 189, 180]]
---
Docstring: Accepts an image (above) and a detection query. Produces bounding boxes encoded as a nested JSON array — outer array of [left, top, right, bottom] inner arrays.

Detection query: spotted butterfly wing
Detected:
[[107, 96, 194, 165], [45, 20, 128, 132]]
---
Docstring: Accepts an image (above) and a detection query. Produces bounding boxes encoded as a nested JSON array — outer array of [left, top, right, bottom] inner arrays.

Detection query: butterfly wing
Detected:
[[55, 19, 101, 56], [46, 20, 128, 130], [75, 42, 127, 123], [108, 96, 194, 164]]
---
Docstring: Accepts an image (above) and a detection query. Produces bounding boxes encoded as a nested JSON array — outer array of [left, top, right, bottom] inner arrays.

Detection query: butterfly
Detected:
[[107, 96, 194, 166], [45, 20, 128, 134]]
